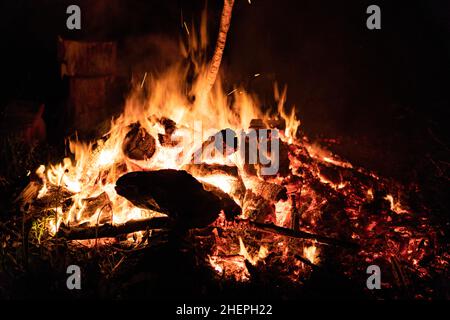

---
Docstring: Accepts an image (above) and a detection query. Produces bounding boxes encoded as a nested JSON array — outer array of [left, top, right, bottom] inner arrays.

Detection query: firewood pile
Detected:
[[13, 113, 448, 298], [2, 0, 447, 300]]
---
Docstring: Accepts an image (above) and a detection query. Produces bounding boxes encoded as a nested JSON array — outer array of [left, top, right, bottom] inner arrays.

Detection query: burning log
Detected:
[[242, 179, 287, 222], [16, 181, 43, 209], [200, 182, 242, 218], [122, 122, 156, 160], [192, 128, 238, 162], [242, 190, 275, 222], [78, 192, 112, 225], [115, 170, 241, 228], [28, 186, 74, 213], [183, 163, 239, 178], [248, 179, 287, 202], [247, 118, 290, 177], [56, 216, 169, 240], [183, 163, 246, 203], [155, 117, 180, 147]]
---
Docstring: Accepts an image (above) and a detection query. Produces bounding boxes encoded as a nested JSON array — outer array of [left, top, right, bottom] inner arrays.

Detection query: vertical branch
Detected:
[[204, 0, 235, 95]]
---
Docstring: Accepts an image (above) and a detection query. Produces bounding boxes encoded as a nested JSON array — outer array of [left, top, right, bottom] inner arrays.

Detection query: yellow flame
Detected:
[[303, 244, 319, 264], [238, 236, 268, 266], [35, 14, 301, 240]]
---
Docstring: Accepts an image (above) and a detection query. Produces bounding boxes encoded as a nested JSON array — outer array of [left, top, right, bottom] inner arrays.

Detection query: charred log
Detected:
[[200, 182, 242, 219], [122, 122, 156, 160], [29, 186, 74, 213], [115, 170, 241, 228]]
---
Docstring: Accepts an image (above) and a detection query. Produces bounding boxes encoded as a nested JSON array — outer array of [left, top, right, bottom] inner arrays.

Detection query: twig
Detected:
[[242, 219, 359, 249]]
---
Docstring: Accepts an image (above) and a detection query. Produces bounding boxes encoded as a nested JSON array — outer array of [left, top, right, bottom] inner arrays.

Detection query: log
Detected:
[[156, 117, 180, 147], [115, 170, 241, 228], [183, 163, 239, 178], [247, 179, 287, 202], [56, 217, 170, 240], [31, 186, 74, 211], [192, 128, 237, 162], [267, 118, 286, 130], [183, 163, 246, 204], [200, 182, 242, 218], [242, 189, 275, 223], [78, 192, 112, 224], [16, 181, 42, 207], [159, 117, 177, 134], [247, 118, 290, 177], [241, 178, 287, 222], [122, 122, 156, 160]]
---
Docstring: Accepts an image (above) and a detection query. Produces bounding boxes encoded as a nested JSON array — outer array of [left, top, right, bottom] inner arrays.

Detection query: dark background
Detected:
[[0, 0, 449, 212]]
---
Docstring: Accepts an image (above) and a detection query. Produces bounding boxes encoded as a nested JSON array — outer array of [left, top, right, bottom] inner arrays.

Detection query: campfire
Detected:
[[6, 0, 448, 300]]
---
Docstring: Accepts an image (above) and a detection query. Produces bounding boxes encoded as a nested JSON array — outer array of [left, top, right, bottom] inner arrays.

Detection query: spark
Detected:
[[183, 22, 190, 36], [227, 88, 237, 96], [140, 72, 147, 88]]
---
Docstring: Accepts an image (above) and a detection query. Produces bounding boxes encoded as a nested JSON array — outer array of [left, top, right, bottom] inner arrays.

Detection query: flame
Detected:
[[303, 244, 319, 264], [35, 20, 301, 236], [29, 11, 444, 293], [238, 236, 268, 266], [384, 194, 409, 214], [196, 174, 236, 194]]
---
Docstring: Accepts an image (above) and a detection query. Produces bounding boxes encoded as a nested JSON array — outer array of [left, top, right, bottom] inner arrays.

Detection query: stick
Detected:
[[243, 220, 359, 249], [56, 217, 170, 240], [204, 0, 235, 95]]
